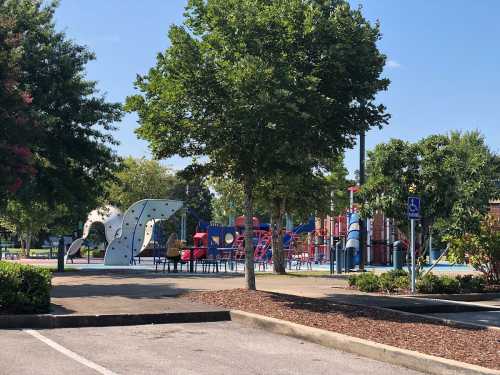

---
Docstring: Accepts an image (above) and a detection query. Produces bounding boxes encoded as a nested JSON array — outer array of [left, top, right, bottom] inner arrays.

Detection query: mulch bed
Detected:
[[188, 289, 500, 370]]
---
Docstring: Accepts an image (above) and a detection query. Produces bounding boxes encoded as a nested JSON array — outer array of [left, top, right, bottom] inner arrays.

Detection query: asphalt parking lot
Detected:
[[0, 322, 425, 375]]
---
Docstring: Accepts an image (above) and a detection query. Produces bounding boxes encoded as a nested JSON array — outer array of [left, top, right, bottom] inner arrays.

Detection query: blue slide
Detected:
[[345, 213, 361, 266]]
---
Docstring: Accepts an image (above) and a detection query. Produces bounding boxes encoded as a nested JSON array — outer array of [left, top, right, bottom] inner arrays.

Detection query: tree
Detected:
[[168, 173, 213, 241], [209, 177, 245, 225], [445, 214, 500, 283], [106, 157, 178, 211], [209, 176, 269, 224], [362, 131, 498, 264], [0, 1, 37, 202], [0, 0, 122, 230], [258, 155, 351, 274], [0, 199, 66, 255], [126, 0, 389, 289]]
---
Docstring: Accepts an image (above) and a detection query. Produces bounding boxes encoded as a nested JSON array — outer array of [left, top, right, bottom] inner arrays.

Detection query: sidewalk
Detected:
[[50, 270, 499, 325], [50, 271, 233, 315]]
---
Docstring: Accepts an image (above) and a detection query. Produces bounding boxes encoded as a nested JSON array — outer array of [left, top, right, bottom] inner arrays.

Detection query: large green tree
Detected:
[[0, 0, 122, 235], [362, 131, 499, 263], [106, 157, 178, 211], [126, 0, 389, 289]]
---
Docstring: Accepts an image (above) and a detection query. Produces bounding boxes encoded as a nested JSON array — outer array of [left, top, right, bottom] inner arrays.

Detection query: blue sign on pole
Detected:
[[408, 196, 421, 219]]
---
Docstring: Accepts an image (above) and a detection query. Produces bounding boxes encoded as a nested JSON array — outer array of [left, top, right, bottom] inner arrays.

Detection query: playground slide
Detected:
[[104, 199, 183, 266], [66, 205, 123, 261], [345, 213, 361, 266], [138, 219, 164, 254], [283, 217, 316, 247]]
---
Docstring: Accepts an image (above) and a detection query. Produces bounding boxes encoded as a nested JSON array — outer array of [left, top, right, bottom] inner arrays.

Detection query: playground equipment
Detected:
[[344, 212, 361, 270], [181, 224, 236, 262], [139, 219, 168, 254], [66, 205, 123, 262], [67, 184, 414, 271], [104, 199, 183, 266]]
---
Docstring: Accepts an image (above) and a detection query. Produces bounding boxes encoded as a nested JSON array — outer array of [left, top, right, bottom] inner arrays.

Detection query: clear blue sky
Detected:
[[54, 0, 500, 177]]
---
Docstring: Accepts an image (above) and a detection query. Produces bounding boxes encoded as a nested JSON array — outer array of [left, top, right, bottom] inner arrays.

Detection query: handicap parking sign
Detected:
[[408, 196, 421, 219]]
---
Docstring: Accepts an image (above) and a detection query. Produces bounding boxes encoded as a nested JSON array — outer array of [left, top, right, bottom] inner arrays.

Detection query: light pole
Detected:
[[359, 130, 366, 270]]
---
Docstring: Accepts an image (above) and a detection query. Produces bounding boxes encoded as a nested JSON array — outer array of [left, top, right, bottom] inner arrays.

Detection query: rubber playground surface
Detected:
[[13, 257, 477, 275]]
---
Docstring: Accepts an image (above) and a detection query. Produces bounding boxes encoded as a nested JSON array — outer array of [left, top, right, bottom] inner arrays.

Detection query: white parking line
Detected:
[[24, 329, 120, 375]]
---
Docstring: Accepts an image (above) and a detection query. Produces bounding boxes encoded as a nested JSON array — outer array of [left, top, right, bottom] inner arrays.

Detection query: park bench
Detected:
[[0, 243, 19, 260]]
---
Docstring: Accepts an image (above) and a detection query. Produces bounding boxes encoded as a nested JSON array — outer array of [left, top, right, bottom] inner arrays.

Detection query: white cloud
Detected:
[[386, 60, 401, 69]]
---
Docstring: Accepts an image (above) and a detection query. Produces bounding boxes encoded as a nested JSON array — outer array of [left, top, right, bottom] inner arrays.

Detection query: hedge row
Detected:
[[0, 261, 52, 314], [349, 271, 485, 294]]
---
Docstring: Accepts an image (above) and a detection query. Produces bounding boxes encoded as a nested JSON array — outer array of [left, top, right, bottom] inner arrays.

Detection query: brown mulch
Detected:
[[188, 289, 500, 370]]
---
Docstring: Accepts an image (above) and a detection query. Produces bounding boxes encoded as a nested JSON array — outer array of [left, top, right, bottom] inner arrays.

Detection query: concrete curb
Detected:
[[230, 310, 500, 375], [0, 310, 231, 329], [410, 292, 500, 302], [352, 302, 500, 332]]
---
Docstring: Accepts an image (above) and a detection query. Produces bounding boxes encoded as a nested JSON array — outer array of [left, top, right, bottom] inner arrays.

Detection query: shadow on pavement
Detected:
[[51, 282, 191, 299]]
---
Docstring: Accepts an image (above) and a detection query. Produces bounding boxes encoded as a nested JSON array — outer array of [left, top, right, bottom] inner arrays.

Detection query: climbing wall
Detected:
[[66, 205, 123, 260], [104, 199, 183, 265]]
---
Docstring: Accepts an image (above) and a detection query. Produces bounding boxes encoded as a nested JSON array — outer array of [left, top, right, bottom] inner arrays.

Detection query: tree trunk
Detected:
[[26, 232, 32, 255], [416, 221, 431, 273], [20, 238, 26, 257], [271, 198, 286, 274], [243, 180, 256, 290], [23, 231, 32, 258]]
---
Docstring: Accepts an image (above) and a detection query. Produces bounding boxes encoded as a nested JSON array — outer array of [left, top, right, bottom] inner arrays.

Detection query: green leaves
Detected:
[[1, 0, 122, 232], [445, 215, 500, 283], [362, 131, 498, 239], [105, 157, 178, 211], [128, 0, 390, 287], [126, 0, 390, 183]]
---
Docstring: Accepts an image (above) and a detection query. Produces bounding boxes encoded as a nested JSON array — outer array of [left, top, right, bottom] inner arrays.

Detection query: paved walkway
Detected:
[[50, 270, 500, 328], [50, 271, 232, 315], [0, 322, 424, 375], [50, 270, 357, 315]]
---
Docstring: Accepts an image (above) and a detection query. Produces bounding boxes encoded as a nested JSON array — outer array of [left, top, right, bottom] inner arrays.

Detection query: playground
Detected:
[[2, 185, 482, 279], [1, 194, 498, 373], [3, 2, 500, 374]]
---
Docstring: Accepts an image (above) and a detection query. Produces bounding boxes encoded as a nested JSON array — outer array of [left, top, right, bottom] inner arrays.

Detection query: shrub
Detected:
[[355, 272, 380, 292], [379, 272, 397, 293], [456, 275, 485, 293], [394, 275, 410, 290], [347, 274, 358, 287], [378, 270, 409, 293], [439, 275, 460, 294], [416, 273, 441, 294], [0, 261, 52, 314], [387, 269, 409, 278], [445, 214, 500, 284]]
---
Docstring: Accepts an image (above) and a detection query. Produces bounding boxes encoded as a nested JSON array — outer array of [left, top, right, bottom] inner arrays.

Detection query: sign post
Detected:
[[407, 196, 421, 293]]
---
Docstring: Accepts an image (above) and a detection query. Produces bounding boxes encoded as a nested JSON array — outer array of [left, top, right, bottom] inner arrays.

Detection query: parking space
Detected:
[[0, 322, 424, 375]]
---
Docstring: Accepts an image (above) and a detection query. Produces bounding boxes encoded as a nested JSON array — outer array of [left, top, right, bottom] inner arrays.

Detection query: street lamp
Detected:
[[359, 130, 366, 270]]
